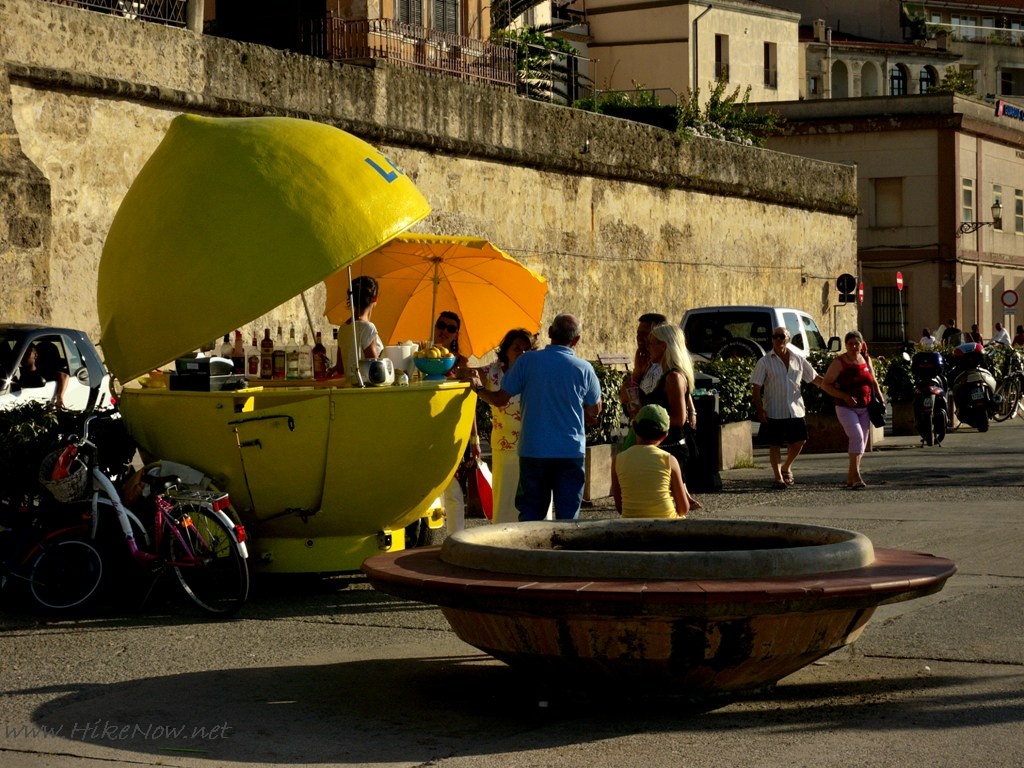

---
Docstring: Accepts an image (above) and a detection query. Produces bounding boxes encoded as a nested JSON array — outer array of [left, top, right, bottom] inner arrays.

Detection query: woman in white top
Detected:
[[334, 275, 382, 379]]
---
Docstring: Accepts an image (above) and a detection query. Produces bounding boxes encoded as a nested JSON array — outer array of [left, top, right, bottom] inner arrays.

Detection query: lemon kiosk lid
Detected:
[[98, 115, 431, 383]]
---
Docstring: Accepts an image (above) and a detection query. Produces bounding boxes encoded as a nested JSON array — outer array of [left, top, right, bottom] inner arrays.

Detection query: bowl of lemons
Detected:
[[413, 346, 457, 380]]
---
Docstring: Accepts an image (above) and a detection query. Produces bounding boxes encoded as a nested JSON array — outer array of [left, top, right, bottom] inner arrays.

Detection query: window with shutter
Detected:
[[431, 0, 459, 33], [397, 0, 424, 27]]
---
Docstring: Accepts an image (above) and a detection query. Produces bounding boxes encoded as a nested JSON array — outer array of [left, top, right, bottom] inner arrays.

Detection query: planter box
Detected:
[[583, 442, 619, 502], [803, 413, 884, 454], [719, 420, 753, 469], [891, 401, 916, 436]]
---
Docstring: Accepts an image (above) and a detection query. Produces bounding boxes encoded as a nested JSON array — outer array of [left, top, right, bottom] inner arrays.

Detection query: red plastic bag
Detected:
[[51, 445, 78, 480], [475, 460, 493, 521]]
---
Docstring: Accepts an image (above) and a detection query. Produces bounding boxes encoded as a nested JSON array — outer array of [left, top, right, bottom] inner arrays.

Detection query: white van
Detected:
[[681, 306, 839, 361]]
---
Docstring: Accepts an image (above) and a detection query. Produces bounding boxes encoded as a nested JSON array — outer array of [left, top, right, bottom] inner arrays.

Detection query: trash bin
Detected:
[[688, 372, 723, 493]]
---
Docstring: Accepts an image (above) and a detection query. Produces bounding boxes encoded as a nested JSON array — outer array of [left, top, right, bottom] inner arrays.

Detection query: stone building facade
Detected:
[[1, 0, 857, 368]]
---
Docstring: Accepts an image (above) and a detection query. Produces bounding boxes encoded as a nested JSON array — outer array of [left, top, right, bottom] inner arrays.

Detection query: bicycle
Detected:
[[993, 346, 1024, 423], [0, 496, 106, 612], [29, 411, 250, 615]]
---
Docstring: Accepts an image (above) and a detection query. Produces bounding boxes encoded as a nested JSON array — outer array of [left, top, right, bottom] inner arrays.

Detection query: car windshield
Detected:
[[800, 315, 828, 351], [684, 312, 774, 354], [0, 328, 29, 378]]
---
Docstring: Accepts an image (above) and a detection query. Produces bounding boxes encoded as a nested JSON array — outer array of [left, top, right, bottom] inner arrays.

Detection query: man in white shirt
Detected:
[[749, 327, 828, 489], [991, 322, 1012, 346]]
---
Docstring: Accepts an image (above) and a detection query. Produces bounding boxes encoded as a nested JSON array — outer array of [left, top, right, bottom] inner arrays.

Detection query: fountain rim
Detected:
[[440, 518, 876, 580]]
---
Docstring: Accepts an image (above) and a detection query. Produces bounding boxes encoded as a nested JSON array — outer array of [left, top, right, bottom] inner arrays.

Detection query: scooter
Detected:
[[948, 342, 1000, 432], [910, 350, 947, 446]]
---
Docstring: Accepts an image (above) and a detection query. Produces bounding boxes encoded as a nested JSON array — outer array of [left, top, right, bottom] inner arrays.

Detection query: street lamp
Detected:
[[956, 201, 1003, 237]]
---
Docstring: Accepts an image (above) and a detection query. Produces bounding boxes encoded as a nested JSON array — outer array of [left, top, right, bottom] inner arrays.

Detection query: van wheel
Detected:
[[714, 338, 764, 360]]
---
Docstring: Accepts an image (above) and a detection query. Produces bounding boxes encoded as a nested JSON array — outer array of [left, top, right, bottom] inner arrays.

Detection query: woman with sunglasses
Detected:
[[433, 311, 474, 529], [432, 311, 469, 375]]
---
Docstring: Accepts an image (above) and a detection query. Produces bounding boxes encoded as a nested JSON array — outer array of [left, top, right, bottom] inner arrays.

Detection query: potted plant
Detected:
[[583, 364, 627, 501]]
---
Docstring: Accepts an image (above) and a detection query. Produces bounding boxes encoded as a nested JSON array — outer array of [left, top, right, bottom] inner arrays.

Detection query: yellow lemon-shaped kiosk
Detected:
[[104, 116, 475, 573]]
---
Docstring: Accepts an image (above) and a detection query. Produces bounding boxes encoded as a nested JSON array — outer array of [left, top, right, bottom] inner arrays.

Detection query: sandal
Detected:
[[849, 481, 867, 490], [772, 480, 789, 490], [781, 470, 794, 486]]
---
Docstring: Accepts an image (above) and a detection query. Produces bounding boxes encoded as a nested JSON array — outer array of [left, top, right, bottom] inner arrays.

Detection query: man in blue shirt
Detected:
[[474, 313, 602, 520]]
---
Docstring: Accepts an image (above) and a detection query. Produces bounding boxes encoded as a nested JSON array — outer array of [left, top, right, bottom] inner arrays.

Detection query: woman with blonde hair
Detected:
[[642, 323, 701, 509]]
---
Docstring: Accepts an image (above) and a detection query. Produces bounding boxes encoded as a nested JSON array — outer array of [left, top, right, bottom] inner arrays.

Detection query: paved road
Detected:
[[1, 420, 1022, 768]]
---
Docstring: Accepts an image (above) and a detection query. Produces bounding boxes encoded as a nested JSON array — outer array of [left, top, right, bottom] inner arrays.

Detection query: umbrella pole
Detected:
[[348, 266, 365, 387], [428, 258, 439, 348], [300, 291, 317, 341]]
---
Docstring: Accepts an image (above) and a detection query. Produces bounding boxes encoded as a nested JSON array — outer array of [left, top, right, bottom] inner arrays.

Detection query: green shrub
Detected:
[[586, 364, 627, 445], [882, 354, 914, 402], [0, 403, 75, 511], [801, 350, 840, 414], [693, 357, 756, 424]]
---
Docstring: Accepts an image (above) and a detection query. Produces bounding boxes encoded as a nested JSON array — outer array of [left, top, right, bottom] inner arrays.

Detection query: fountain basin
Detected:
[[362, 519, 956, 695]]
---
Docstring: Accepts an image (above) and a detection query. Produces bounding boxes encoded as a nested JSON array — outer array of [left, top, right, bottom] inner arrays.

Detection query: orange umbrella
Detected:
[[324, 234, 548, 358]]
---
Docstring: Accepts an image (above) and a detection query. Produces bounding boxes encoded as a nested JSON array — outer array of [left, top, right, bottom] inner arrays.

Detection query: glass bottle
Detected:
[[298, 332, 314, 379], [260, 328, 274, 380], [272, 327, 288, 382], [219, 333, 233, 361], [312, 331, 328, 380], [231, 330, 245, 374], [247, 333, 260, 380], [286, 326, 299, 379], [331, 328, 340, 375]]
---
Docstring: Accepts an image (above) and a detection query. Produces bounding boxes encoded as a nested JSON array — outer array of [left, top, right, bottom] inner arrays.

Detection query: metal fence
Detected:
[[46, 0, 187, 27], [307, 15, 516, 89]]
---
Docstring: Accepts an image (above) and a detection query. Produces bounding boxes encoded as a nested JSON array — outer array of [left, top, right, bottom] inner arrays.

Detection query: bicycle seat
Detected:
[[143, 473, 181, 494]]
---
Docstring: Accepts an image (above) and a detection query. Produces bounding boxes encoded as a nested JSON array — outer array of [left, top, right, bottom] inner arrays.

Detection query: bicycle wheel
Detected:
[[993, 377, 1021, 422], [28, 535, 103, 611], [167, 504, 248, 616]]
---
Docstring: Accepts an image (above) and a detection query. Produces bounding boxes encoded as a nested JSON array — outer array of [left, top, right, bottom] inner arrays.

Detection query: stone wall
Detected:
[[0, 0, 858, 364]]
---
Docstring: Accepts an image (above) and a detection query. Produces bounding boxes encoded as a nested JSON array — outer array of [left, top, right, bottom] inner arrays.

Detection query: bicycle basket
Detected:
[[39, 450, 90, 503]]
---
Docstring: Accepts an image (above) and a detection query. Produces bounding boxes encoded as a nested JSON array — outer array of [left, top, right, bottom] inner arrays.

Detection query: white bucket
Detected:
[[383, 345, 413, 375]]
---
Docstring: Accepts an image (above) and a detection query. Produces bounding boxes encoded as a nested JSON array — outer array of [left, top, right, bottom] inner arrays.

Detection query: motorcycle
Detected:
[[947, 342, 1000, 432], [910, 350, 948, 446]]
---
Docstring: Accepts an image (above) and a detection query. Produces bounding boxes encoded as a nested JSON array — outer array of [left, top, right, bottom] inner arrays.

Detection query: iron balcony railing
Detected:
[[46, 0, 187, 27], [928, 22, 1024, 46], [307, 15, 516, 89]]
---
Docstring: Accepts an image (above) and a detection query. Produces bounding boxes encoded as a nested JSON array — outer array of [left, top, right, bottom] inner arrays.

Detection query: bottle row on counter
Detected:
[[215, 325, 333, 382]]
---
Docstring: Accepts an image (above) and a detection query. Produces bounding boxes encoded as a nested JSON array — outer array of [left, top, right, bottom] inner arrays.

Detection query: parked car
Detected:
[[681, 306, 839, 361], [0, 324, 113, 411]]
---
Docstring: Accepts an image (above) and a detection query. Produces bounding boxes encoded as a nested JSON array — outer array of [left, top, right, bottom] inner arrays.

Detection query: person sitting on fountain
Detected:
[[611, 404, 690, 519]]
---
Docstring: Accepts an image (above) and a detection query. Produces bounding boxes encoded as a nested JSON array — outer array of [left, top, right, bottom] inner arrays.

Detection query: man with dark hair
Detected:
[[619, 312, 667, 418], [474, 313, 602, 520], [941, 318, 961, 346]]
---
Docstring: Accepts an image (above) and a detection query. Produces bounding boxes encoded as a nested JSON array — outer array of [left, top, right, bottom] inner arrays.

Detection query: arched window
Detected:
[[920, 66, 938, 93], [890, 64, 909, 95], [831, 59, 849, 98], [862, 62, 882, 96]]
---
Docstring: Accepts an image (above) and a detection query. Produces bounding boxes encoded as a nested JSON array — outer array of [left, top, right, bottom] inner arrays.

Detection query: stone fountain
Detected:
[[362, 519, 956, 695]]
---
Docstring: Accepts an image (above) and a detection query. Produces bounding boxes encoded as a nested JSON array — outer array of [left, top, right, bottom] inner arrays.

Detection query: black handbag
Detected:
[[868, 393, 886, 428]]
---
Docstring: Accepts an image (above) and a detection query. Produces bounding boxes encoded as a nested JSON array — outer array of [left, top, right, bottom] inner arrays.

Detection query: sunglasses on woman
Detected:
[[435, 321, 458, 333]]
